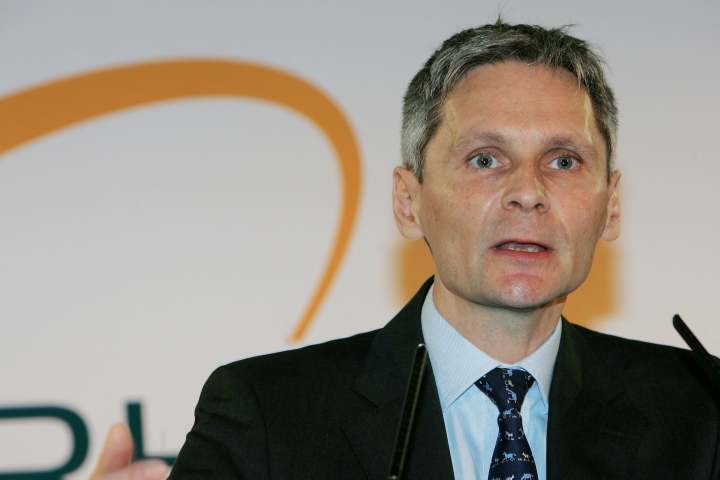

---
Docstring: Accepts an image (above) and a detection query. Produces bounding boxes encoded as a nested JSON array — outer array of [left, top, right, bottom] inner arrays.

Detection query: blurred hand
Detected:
[[89, 423, 170, 480]]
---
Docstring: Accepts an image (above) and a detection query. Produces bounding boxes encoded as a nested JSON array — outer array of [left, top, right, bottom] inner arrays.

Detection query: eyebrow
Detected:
[[543, 135, 599, 159], [451, 131, 507, 153], [452, 131, 599, 159]]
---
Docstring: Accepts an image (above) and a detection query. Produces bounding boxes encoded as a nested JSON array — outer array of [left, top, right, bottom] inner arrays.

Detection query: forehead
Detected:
[[432, 61, 603, 160]]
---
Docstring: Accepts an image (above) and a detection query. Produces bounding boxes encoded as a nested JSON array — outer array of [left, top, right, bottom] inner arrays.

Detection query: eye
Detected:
[[549, 155, 577, 170], [469, 153, 500, 169]]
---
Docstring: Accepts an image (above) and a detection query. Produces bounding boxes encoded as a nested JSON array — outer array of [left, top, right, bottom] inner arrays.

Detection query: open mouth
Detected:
[[494, 242, 548, 253]]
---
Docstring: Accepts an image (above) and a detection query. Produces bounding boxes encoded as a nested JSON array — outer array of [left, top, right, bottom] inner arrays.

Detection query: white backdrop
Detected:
[[0, 1, 719, 478]]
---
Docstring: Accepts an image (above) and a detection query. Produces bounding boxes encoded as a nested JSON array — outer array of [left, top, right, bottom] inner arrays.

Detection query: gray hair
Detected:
[[401, 19, 618, 182]]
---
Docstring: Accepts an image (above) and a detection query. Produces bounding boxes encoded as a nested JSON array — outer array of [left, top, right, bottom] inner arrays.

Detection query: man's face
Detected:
[[393, 61, 620, 312]]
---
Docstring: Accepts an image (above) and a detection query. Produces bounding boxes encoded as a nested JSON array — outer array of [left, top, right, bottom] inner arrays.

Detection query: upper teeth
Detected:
[[507, 245, 542, 252]]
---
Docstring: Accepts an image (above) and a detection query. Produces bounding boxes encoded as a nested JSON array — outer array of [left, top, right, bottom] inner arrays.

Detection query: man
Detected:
[[92, 20, 720, 480]]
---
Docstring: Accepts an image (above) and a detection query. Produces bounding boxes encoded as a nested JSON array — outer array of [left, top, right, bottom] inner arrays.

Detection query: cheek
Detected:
[[421, 188, 477, 252], [563, 194, 609, 250]]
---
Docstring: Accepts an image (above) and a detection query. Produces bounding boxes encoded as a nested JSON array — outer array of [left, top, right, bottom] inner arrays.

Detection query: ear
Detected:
[[392, 167, 424, 240], [601, 170, 621, 241]]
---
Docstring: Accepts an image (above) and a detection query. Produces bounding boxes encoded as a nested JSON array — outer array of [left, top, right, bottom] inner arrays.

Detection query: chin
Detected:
[[488, 296, 556, 312], [482, 282, 568, 312]]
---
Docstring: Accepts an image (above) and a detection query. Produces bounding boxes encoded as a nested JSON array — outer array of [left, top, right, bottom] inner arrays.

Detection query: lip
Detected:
[[491, 239, 553, 251], [490, 239, 555, 260]]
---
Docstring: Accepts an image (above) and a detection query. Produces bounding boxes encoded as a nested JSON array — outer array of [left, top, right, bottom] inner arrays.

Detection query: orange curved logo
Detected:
[[0, 60, 362, 342]]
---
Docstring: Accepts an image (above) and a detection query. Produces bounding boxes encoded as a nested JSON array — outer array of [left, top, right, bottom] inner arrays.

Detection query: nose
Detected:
[[502, 164, 549, 213]]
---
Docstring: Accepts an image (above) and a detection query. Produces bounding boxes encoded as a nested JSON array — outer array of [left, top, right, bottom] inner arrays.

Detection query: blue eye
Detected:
[[470, 153, 499, 169], [549, 156, 576, 170]]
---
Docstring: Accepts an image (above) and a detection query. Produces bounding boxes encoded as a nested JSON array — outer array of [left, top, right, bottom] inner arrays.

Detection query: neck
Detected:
[[432, 281, 564, 364]]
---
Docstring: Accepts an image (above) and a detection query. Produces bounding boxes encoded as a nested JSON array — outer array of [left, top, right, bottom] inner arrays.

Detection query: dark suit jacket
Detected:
[[171, 278, 720, 479]]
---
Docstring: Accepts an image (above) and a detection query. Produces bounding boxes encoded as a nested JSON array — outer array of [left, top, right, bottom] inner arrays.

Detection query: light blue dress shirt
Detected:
[[421, 285, 562, 480]]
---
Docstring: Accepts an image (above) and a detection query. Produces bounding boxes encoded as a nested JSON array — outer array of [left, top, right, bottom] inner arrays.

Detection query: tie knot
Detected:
[[476, 367, 535, 412]]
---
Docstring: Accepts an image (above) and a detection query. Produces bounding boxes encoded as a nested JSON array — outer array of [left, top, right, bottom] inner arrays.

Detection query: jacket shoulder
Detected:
[[172, 329, 383, 479], [571, 323, 720, 401], [198, 328, 384, 422], [214, 328, 379, 386]]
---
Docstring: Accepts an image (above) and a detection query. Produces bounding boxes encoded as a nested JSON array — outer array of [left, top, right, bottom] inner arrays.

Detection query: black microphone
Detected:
[[388, 343, 428, 480], [673, 314, 720, 391]]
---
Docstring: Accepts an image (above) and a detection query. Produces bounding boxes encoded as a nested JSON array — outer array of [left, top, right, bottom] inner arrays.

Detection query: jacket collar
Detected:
[[343, 279, 646, 479], [547, 318, 646, 479], [343, 277, 454, 479]]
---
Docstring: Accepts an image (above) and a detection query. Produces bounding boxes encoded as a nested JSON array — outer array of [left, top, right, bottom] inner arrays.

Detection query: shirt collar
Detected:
[[421, 284, 562, 412]]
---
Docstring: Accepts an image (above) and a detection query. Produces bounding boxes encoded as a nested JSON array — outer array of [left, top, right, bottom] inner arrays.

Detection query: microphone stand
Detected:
[[673, 314, 720, 391], [384, 317, 716, 480], [387, 344, 428, 480]]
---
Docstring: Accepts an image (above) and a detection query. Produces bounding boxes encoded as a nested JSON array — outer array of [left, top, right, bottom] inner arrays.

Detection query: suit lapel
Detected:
[[343, 278, 454, 479], [547, 319, 646, 479], [344, 281, 652, 479]]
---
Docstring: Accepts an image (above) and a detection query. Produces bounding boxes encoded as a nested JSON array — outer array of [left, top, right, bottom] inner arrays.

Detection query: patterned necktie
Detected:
[[476, 367, 538, 480]]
